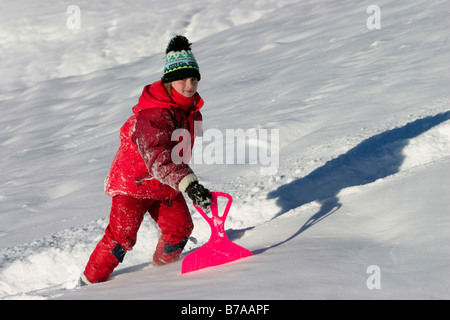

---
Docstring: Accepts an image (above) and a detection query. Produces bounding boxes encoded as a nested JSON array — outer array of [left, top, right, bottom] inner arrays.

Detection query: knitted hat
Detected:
[[161, 35, 201, 83]]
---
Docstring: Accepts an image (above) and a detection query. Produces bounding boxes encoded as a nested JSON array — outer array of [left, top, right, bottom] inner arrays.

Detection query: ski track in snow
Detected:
[[1, 0, 449, 299]]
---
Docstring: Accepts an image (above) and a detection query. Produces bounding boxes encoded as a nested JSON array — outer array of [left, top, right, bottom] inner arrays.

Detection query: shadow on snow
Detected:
[[253, 110, 450, 254]]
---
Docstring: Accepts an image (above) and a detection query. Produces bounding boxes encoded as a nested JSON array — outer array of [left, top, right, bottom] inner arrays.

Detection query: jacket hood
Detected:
[[132, 80, 204, 114]]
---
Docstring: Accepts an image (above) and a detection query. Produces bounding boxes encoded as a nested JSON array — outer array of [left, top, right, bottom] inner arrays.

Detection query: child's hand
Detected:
[[186, 181, 211, 210]]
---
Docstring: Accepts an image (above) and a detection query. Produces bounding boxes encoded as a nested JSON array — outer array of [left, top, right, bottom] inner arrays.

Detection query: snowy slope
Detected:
[[1, 0, 449, 300]]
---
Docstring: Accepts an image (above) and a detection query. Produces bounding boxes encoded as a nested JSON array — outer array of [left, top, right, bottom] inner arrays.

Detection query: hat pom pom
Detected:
[[166, 35, 192, 54]]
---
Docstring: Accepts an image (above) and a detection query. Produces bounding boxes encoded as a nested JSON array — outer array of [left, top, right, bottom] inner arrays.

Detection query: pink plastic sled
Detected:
[[181, 192, 253, 274]]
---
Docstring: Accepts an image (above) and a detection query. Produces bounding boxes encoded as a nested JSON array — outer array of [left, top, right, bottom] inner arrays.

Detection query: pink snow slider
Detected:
[[181, 192, 253, 274]]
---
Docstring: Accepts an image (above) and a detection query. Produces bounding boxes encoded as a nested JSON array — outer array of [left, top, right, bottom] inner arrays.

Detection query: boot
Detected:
[[153, 237, 188, 266]]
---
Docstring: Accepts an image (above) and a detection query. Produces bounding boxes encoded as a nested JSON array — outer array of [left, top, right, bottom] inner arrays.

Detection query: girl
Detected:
[[81, 36, 211, 285]]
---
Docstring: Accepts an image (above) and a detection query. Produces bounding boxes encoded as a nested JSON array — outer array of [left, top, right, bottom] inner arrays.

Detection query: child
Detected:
[[80, 35, 211, 285]]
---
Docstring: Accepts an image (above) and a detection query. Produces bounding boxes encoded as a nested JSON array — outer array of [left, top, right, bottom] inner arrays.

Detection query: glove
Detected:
[[186, 181, 211, 209]]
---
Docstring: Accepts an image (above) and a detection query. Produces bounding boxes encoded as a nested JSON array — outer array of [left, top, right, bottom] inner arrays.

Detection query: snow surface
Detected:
[[1, 0, 449, 300]]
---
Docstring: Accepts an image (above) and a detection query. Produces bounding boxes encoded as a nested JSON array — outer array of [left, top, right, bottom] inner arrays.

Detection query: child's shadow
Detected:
[[254, 111, 450, 254]]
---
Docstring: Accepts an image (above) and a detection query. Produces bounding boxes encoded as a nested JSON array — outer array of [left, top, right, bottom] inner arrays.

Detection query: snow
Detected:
[[0, 0, 449, 300]]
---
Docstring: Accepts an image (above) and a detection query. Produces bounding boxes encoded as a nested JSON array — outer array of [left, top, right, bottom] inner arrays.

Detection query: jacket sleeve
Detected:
[[132, 109, 197, 191]]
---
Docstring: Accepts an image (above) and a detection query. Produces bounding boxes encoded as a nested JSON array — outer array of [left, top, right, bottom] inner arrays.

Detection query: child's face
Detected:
[[172, 78, 198, 98]]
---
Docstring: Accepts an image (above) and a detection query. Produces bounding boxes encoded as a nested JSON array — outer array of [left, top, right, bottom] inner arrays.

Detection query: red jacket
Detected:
[[105, 80, 203, 200]]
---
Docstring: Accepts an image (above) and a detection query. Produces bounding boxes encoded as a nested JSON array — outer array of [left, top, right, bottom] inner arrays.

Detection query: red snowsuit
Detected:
[[84, 80, 203, 283]]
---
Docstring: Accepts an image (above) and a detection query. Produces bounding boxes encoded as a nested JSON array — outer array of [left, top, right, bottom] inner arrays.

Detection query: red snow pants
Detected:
[[83, 192, 193, 283]]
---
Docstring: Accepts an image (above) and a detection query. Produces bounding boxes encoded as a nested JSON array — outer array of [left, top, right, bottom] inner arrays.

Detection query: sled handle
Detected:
[[193, 192, 233, 230]]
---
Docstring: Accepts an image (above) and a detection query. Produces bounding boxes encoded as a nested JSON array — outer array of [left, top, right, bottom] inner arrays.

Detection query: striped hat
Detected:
[[161, 35, 201, 83]]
